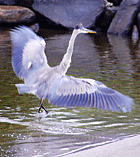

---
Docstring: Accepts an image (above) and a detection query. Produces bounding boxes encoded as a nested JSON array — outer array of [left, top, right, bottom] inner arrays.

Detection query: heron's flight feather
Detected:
[[48, 75, 134, 112], [11, 26, 49, 80]]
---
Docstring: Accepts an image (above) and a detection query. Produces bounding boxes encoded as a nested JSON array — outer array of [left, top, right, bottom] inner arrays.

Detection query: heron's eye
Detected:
[[75, 25, 80, 29]]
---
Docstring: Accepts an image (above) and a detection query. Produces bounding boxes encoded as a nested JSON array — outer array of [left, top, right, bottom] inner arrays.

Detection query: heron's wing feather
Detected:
[[11, 26, 48, 80], [49, 76, 134, 112]]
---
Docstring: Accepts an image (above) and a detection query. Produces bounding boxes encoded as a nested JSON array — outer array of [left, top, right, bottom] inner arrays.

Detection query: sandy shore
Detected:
[[64, 135, 140, 157]]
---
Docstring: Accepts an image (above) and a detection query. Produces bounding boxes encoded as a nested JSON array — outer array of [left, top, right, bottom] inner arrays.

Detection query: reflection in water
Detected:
[[0, 28, 140, 157]]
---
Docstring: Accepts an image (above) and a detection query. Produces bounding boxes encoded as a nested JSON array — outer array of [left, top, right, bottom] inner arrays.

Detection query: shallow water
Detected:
[[0, 27, 140, 157]]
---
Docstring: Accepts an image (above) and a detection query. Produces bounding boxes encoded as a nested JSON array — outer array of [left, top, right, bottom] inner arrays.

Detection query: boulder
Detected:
[[108, 0, 140, 36], [0, 5, 35, 24], [91, 6, 118, 33], [32, 0, 105, 29]]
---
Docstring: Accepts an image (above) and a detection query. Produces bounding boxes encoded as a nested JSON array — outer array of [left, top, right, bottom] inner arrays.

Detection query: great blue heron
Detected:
[[10, 24, 134, 113]]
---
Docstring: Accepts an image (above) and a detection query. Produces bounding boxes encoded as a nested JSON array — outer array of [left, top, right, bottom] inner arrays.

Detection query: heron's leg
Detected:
[[38, 99, 44, 113], [38, 99, 48, 114]]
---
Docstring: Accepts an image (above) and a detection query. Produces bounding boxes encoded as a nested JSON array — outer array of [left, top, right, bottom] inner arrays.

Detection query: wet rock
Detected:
[[108, 0, 140, 36], [0, 5, 35, 24], [32, 0, 105, 29]]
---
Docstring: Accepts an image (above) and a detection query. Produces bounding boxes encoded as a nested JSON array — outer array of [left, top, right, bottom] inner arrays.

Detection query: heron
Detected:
[[10, 24, 134, 114]]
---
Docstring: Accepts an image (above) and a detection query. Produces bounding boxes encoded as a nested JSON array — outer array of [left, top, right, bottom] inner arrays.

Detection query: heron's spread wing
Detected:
[[11, 26, 48, 80], [49, 75, 134, 112]]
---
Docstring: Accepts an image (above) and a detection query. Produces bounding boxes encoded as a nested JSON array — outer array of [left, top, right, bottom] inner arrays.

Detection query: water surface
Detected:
[[0, 27, 140, 157]]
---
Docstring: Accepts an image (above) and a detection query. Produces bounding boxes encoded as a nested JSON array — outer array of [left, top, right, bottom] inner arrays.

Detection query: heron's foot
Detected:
[[38, 100, 48, 114], [38, 106, 42, 113], [41, 105, 48, 114], [38, 105, 48, 114]]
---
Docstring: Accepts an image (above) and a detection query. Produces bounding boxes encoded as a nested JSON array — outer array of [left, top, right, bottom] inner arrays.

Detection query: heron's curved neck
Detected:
[[59, 29, 79, 74]]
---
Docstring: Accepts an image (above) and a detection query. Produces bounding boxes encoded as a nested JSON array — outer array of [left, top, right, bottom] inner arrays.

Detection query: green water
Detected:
[[0, 28, 140, 157]]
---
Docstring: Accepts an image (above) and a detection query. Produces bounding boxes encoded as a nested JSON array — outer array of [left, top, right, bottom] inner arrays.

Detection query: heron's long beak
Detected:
[[82, 27, 96, 34], [87, 30, 96, 33]]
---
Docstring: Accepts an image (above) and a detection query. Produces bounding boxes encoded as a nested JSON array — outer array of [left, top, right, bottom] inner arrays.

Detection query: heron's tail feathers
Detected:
[[15, 84, 36, 95]]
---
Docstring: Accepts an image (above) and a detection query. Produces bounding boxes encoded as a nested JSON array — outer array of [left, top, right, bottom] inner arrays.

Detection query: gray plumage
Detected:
[[10, 25, 134, 113]]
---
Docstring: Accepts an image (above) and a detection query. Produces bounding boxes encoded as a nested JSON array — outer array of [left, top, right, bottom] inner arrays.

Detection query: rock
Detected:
[[108, 0, 140, 36], [108, 0, 122, 6], [0, 0, 16, 5], [32, 0, 104, 29], [92, 6, 118, 33], [104, 0, 113, 7], [0, 5, 35, 24]]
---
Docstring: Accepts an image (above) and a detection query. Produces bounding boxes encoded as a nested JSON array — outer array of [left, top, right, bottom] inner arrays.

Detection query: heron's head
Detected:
[[75, 23, 96, 34]]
